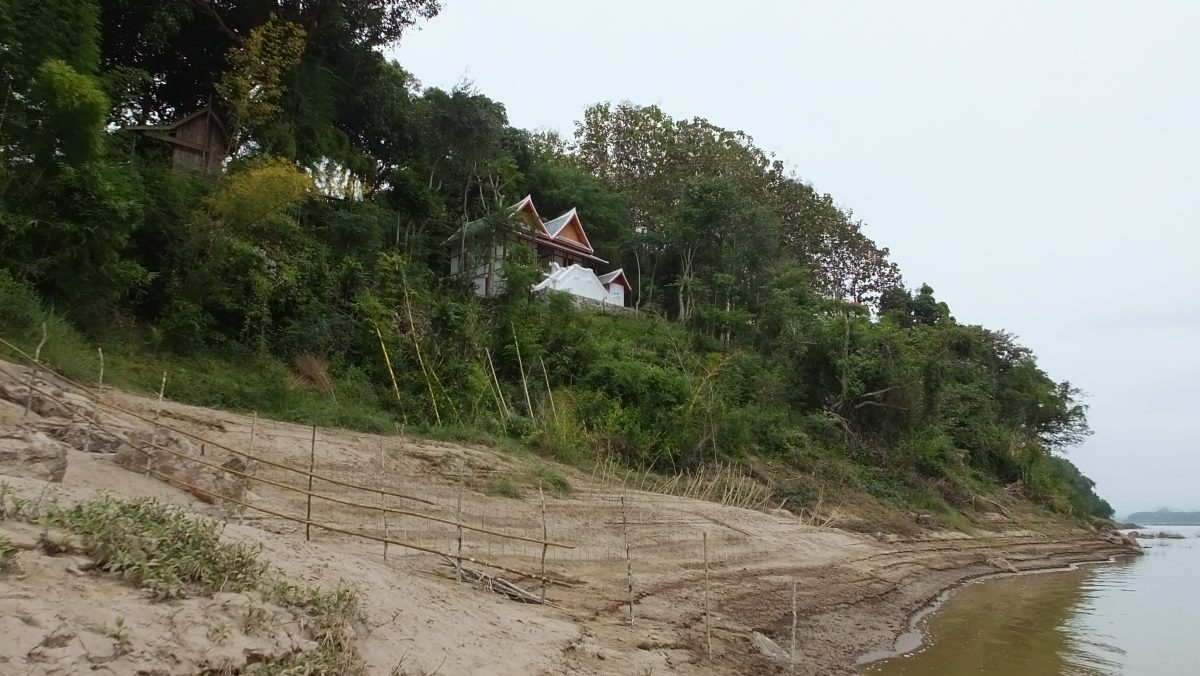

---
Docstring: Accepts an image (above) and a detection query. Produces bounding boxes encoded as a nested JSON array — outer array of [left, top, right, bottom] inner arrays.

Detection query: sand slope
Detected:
[[0, 361, 1135, 674]]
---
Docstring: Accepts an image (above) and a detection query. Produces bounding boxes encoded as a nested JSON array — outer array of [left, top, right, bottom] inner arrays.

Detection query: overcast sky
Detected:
[[393, 1, 1200, 515]]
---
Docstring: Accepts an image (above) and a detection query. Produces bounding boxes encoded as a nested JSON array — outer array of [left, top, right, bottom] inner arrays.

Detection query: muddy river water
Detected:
[[863, 526, 1200, 675]]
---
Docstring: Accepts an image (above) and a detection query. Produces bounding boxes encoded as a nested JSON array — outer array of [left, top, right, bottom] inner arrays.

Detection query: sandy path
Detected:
[[0, 362, 1137, 674]]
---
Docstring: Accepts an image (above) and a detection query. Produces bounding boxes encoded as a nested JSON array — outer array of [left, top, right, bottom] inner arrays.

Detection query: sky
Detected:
[[392, 1, 1200, 515]]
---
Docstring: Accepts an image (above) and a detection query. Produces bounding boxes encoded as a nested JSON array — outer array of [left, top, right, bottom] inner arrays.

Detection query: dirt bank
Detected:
[[0, 360, 1137, 674]]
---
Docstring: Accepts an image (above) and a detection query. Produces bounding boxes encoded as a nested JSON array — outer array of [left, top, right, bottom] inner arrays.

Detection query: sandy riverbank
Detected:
[[0, 361, 1138, 674]]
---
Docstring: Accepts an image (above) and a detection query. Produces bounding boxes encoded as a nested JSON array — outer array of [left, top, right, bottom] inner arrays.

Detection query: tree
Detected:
[[215, 15, 306, 154]]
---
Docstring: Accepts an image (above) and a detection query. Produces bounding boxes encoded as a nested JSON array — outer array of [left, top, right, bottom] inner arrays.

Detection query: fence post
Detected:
[[539, 485, 549, 602], [790, 579, 798, 671], [23, 322, 46, 418], [146, 370, 167, 479], [306, 425, 316, 541], [622, 488, 634, 627], [455, 458, 464, 582], [380, 436, 389, 562], [704, 531, 712, 659]]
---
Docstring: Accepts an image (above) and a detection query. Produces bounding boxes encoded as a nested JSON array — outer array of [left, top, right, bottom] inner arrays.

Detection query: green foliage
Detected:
[[29, 59, 109, 165], [43, 494, 267, 599], [0, 535, 16, 572], [216, 16, 307, 152], [0, 0, 1112, 527]]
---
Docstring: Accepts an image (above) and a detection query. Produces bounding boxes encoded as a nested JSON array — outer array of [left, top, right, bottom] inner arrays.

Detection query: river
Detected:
[[863, 525, 1200, 675]]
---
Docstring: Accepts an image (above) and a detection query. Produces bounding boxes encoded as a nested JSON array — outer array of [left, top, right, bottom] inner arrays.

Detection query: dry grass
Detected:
[[592, 456, 773, 511], [289, 353, 337, 401]]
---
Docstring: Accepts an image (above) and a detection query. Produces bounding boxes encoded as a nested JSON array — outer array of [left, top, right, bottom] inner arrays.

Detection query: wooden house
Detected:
[[126, 108, 227, 177], [447, 195, 631, 306]]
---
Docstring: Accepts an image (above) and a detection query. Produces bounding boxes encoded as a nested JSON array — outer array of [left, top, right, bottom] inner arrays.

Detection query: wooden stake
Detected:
[[96, 347, 104, 391], [539, 485, 549, 602], [622, 489, 634, 627], [510, 322, 533, 417], [539, 356, 558, 424], [306, 426, 316, 542], [455, 458, 464, 582], [790, 579, 798, 671], [248, 411, 258, 452], [146, 370, 167, 478], [380, 436, 389, 561], [704, 531, 712, 659], [155, 370, 167, 420], [23, 322, 46, 418]]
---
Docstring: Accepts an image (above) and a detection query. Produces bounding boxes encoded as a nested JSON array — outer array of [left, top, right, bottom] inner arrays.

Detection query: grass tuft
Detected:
[[0, 536, 17, 572], [42, 494, 266, 600], [484, 475, 524, 499], [531, 465, 573, 497]]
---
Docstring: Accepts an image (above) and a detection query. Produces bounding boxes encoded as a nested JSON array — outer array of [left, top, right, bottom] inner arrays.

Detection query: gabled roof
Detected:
[[597, 268, 631, 291], [446, 197, 600, 256], [541, 208, 595, 254], [125, 107, 226, 137], [512, 195, 546, 233]]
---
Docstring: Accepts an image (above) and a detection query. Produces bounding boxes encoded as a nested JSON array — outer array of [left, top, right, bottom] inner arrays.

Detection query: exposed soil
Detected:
[[0, 361, 1137, 674]]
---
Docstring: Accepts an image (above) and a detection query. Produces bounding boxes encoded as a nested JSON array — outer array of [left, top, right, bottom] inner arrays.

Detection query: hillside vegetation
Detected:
[[0, 0, 1111, 523]]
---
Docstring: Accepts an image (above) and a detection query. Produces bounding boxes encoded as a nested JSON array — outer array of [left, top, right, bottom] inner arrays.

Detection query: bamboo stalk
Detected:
[[704, 531, 712, 659], [510, 322, 533, 417], [539, 356, 558, 424], [23, 322, 46, 418], [373, 322, 403, 406], [399, 274, 440, 424], [306, 425, 316, 542], [622, 489, 634, 627], [484, 347, 510, 419], [539, 485, 549, 602]]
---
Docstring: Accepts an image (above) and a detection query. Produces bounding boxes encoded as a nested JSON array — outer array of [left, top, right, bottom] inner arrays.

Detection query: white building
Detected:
[[447, 196, 630, 306]]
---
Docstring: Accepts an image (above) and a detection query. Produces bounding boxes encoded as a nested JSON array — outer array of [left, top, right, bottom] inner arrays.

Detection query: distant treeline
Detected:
[[1126, 509, 1200, 526]]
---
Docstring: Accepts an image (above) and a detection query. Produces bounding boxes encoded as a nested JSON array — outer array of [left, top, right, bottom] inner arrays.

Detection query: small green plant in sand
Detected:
[[29, 493, 364, 673], [0, 535, 17, 572], [531, 465, 573, 497], [42, 494, 266, 600], [485, 475, 525, 499]]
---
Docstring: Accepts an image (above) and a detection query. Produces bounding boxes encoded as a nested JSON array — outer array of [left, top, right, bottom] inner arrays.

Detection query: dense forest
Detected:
[[0, 0, 1113, 522]]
